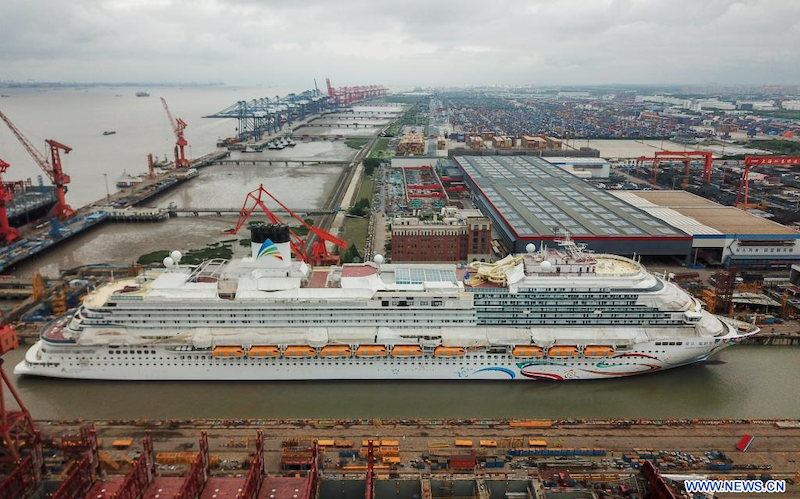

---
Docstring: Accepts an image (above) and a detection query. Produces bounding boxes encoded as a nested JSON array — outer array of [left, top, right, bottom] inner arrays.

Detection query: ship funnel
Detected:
[[250, 223, 292, 267]]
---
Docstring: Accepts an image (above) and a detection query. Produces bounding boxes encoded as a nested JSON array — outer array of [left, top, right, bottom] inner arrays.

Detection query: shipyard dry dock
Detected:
[[11, 418, 800, 499]]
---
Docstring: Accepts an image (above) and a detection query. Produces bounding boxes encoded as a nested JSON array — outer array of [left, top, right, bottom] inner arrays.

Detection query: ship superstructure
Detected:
[[16, 225, 757, 381]]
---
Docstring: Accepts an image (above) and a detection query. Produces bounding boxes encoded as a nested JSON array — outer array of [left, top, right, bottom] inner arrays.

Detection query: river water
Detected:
[[2, 346, 798, 420], [0, 85, 300, 207]]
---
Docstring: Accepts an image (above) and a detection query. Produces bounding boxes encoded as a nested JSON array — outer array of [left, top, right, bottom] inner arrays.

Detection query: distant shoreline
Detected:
[[0, 82, 226, 88]]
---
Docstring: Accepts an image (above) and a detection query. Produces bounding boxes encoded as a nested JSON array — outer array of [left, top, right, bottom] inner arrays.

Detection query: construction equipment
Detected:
[[31, 273, 45, 302], [325, 78, 387, 107], [160, 97, 189, 168], [735, 155, 800, 209], [0, 111, 74, 220], [224, 184, 347, 266], [147, 153, 155, 179], [636, 151, 713, 186], [51, 286, 67, 316], [0, 158, 19, 243], [713, 268, 737, 315], [0, 327, 44, 499]]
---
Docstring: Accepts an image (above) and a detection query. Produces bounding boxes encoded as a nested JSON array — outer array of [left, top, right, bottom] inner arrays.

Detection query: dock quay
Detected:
[[214, 159, 351, 167], [103, 207, 169, 222], [0, 151, 225, 274], [12, 418, 800, 499], [0, 212, 109, 273], [169, 207, 337, 217], [741, 331, 800, 345]]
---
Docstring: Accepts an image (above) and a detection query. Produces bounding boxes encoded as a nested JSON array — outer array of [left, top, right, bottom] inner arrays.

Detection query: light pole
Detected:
[[103, 173, 110, 200]]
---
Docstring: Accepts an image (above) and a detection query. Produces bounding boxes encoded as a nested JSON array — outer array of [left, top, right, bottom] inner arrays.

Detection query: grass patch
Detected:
[[357, 175, 375, 202], [746, 139, 800, 155], [138, 242, 234, 266], [345, 138, 369, 149], [753, 110, 800, 120], [137, 250, 170, 265], [383, 104, 426, 137], [368, 137, 393, 160], [342, 216, 370, 251]]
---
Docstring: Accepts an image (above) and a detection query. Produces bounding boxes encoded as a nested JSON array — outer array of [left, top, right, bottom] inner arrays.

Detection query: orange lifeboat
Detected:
[[212, 346, 245, 358], [320, 345, 353, 357], [284, 345, 317, 358], [434, 346, 466, 357], [248, 345, 281, 357], [356, 345, 388, 357], [391, 345, 423, 357], [512, 346, 544, 358], [584, 346, 614, 357], [548, 345, 579, 358]]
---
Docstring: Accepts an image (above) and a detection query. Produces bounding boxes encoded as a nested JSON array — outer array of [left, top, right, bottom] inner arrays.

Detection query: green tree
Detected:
[[348, 198, 370, 216], [363, 157, 381, 176], [342, 244, 361, 263]]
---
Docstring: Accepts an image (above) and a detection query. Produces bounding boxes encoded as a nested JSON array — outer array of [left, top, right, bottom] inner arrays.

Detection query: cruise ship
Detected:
[[15, 224, 757, 381]]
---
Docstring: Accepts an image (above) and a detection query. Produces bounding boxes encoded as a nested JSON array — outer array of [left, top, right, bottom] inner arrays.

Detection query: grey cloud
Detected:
[[1, 0, 799, 85]]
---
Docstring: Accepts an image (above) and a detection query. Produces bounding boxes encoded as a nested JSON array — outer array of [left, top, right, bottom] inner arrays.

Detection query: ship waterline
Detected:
[[15, 227, 757, 381]]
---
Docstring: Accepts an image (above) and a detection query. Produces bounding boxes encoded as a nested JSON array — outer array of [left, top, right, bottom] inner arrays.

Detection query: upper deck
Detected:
[[82, 237, 657, 308]]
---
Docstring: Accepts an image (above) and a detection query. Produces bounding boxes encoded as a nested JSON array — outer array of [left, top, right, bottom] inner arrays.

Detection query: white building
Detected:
[[544, 157, 611, 179]]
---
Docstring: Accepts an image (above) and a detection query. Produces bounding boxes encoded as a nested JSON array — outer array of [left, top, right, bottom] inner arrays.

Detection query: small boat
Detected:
[[103, 131, 116, 136], [0, 95, 10, 98], [135, 91, 150, 97]]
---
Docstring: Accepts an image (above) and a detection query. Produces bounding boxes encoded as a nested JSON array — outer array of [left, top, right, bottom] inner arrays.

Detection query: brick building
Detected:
[[390, 207, 493, 263]]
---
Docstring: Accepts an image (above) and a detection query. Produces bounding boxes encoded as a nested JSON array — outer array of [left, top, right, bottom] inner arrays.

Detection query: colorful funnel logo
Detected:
[[257, 239, 284, 260]]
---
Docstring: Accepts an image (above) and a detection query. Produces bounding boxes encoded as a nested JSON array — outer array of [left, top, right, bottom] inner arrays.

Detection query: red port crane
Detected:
[[224, 184, 347, 266], [0, 159, 20, 243], [325, 78, 387, 107], [160, 97, 189, 168], [636, 150, 714, 185], [0, 319, 44, 499], [736, 155, 800, 208], [0, 110, 75, 220]]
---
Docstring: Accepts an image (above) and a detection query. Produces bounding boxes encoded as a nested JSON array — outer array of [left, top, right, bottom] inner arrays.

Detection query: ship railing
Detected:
[[187, 259, 229, 283]]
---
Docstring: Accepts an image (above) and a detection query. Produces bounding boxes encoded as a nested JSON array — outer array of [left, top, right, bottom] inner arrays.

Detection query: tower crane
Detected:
[[225, 184, 347, 266], [160, 97, 189, 168], [0, 110, 75, 220], [735, 155, 800, 208], [0, 159, 20, 243]]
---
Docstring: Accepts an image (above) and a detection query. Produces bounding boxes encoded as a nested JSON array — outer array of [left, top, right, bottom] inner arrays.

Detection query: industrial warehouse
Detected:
[[453, 155, 694, 257], [613, 190, 800, 268]]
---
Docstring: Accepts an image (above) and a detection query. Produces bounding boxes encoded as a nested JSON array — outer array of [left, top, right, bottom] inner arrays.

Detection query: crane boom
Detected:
[[160, 97, 189, 168], [0, 110, 74, 219], [160, 97, 178, 137], [0, 110, 51, 177]]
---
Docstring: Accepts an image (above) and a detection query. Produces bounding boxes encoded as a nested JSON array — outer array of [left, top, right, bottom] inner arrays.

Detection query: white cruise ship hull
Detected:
[[15, 337, 737, 381]]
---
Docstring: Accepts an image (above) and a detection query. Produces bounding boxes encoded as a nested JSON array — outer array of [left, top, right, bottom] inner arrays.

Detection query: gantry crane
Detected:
[[160, 97, 189, 168], [735, 155, 800, 209], [0, 159, 20, 243], [224, 184, 347, 266], [636, 150, 714, 186], [0, 111, 75, 220]]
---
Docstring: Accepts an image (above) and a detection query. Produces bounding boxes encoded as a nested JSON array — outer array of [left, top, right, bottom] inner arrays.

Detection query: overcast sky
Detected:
[[2, 0, 799, 87]]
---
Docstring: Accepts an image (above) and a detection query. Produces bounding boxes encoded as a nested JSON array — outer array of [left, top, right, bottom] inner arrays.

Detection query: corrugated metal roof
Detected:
[[617, 190, 799, 236], [455, 156, 682, 238]]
